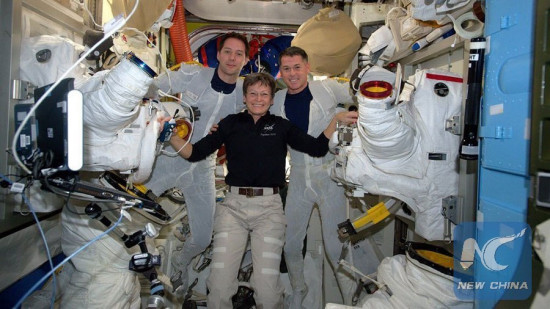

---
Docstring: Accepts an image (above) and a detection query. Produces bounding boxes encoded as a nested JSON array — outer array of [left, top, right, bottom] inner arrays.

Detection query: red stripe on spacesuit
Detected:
[[426, 73, 463, 83], [200, 47, 209, 67]]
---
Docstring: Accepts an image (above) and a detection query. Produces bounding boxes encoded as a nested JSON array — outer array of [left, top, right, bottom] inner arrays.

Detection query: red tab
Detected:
[[426, 73, 463, 83], [200, 46, 209, 67]]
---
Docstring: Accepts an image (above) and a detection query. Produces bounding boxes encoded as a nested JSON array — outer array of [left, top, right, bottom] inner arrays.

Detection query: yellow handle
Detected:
[[352, 201, 391, 229]]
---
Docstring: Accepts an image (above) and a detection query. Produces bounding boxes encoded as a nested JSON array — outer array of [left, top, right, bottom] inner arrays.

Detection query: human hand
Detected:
[[209, 123, 219, 135], [335, 111, 358, 126], [158, 116, 176, 142], [158, 115, 173, 129]]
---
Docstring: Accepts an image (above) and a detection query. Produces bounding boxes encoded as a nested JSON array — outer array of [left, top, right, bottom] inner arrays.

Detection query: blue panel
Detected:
[[478, 169, 529, 220], [475, 201, 528, 309], [472, 222, 532, 304], [479, 0, 534, 212], [480, 0, 535, 176], [477, 1, 535, 306]]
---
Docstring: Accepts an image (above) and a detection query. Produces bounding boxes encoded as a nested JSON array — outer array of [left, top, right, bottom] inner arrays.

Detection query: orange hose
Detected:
[[169, 0, 193, 64]]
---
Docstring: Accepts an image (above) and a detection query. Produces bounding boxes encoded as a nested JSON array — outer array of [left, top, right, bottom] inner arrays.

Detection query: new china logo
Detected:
[[459, 228, 527, 271], [453, 222, 531, 300]]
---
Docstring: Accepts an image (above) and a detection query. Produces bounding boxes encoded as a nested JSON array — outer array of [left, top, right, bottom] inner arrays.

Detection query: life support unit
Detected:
[[332, 64, 463, 241]]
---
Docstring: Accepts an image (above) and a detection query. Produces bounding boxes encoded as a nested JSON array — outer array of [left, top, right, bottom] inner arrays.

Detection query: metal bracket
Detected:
[[337, 126, 354, 146], [445, 115, 461, 135], [12, 80, 36, 100], [441, 195, 458, 224], [441, 195, 461, 240]]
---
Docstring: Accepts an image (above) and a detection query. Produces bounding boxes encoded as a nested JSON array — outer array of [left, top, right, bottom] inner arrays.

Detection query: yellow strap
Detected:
[[330, 76, 350, 83], [133, 184, 149, 194], [352, 201, 391, 229]]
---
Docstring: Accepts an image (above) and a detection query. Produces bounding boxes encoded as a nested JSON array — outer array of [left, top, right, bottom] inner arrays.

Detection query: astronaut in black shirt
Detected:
[[166, 72, 357, 309]]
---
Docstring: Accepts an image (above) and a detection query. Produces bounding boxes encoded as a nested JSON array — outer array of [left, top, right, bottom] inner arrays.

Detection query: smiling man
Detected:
[[271, 46, 361, 308], [167, 72, 357, 309]]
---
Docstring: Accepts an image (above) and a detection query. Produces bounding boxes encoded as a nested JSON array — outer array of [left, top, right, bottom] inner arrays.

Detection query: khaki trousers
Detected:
[[206, 190, 286, 309]]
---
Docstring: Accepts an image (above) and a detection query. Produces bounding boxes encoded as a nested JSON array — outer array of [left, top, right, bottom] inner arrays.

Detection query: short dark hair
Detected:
[[278, 46, 308, 66], [218, 32, 250, 57], [243, 73, 276, 98]]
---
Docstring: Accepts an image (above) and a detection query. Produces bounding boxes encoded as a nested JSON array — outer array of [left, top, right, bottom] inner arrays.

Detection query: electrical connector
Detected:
[[158, 119, 176, 142], [10, 182, 25, 193]]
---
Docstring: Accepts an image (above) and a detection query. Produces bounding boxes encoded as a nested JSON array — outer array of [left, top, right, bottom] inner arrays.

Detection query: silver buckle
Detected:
[[245, 188, 255, 197]]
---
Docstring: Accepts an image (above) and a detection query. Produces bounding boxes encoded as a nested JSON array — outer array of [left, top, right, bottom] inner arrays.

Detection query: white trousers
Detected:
[[284, 162, 382, 307], [284, 163, 347, 292], [145, 155, 217, 277], [206, 191, 286, 309]]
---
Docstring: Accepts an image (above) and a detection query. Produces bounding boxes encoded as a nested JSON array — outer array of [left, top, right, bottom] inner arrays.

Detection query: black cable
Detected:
[[32, 155, 44, 180], [62, 186, 84, 215], [62, 180, 121, 216], [24, 176, 34, 190], [44, 150, 54, 169]]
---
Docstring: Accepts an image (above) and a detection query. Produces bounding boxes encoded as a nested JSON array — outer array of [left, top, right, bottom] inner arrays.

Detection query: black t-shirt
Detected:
[[188, 111, 329, 187], [210, 68, 236, 94], [284, 86, 313, 133]]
